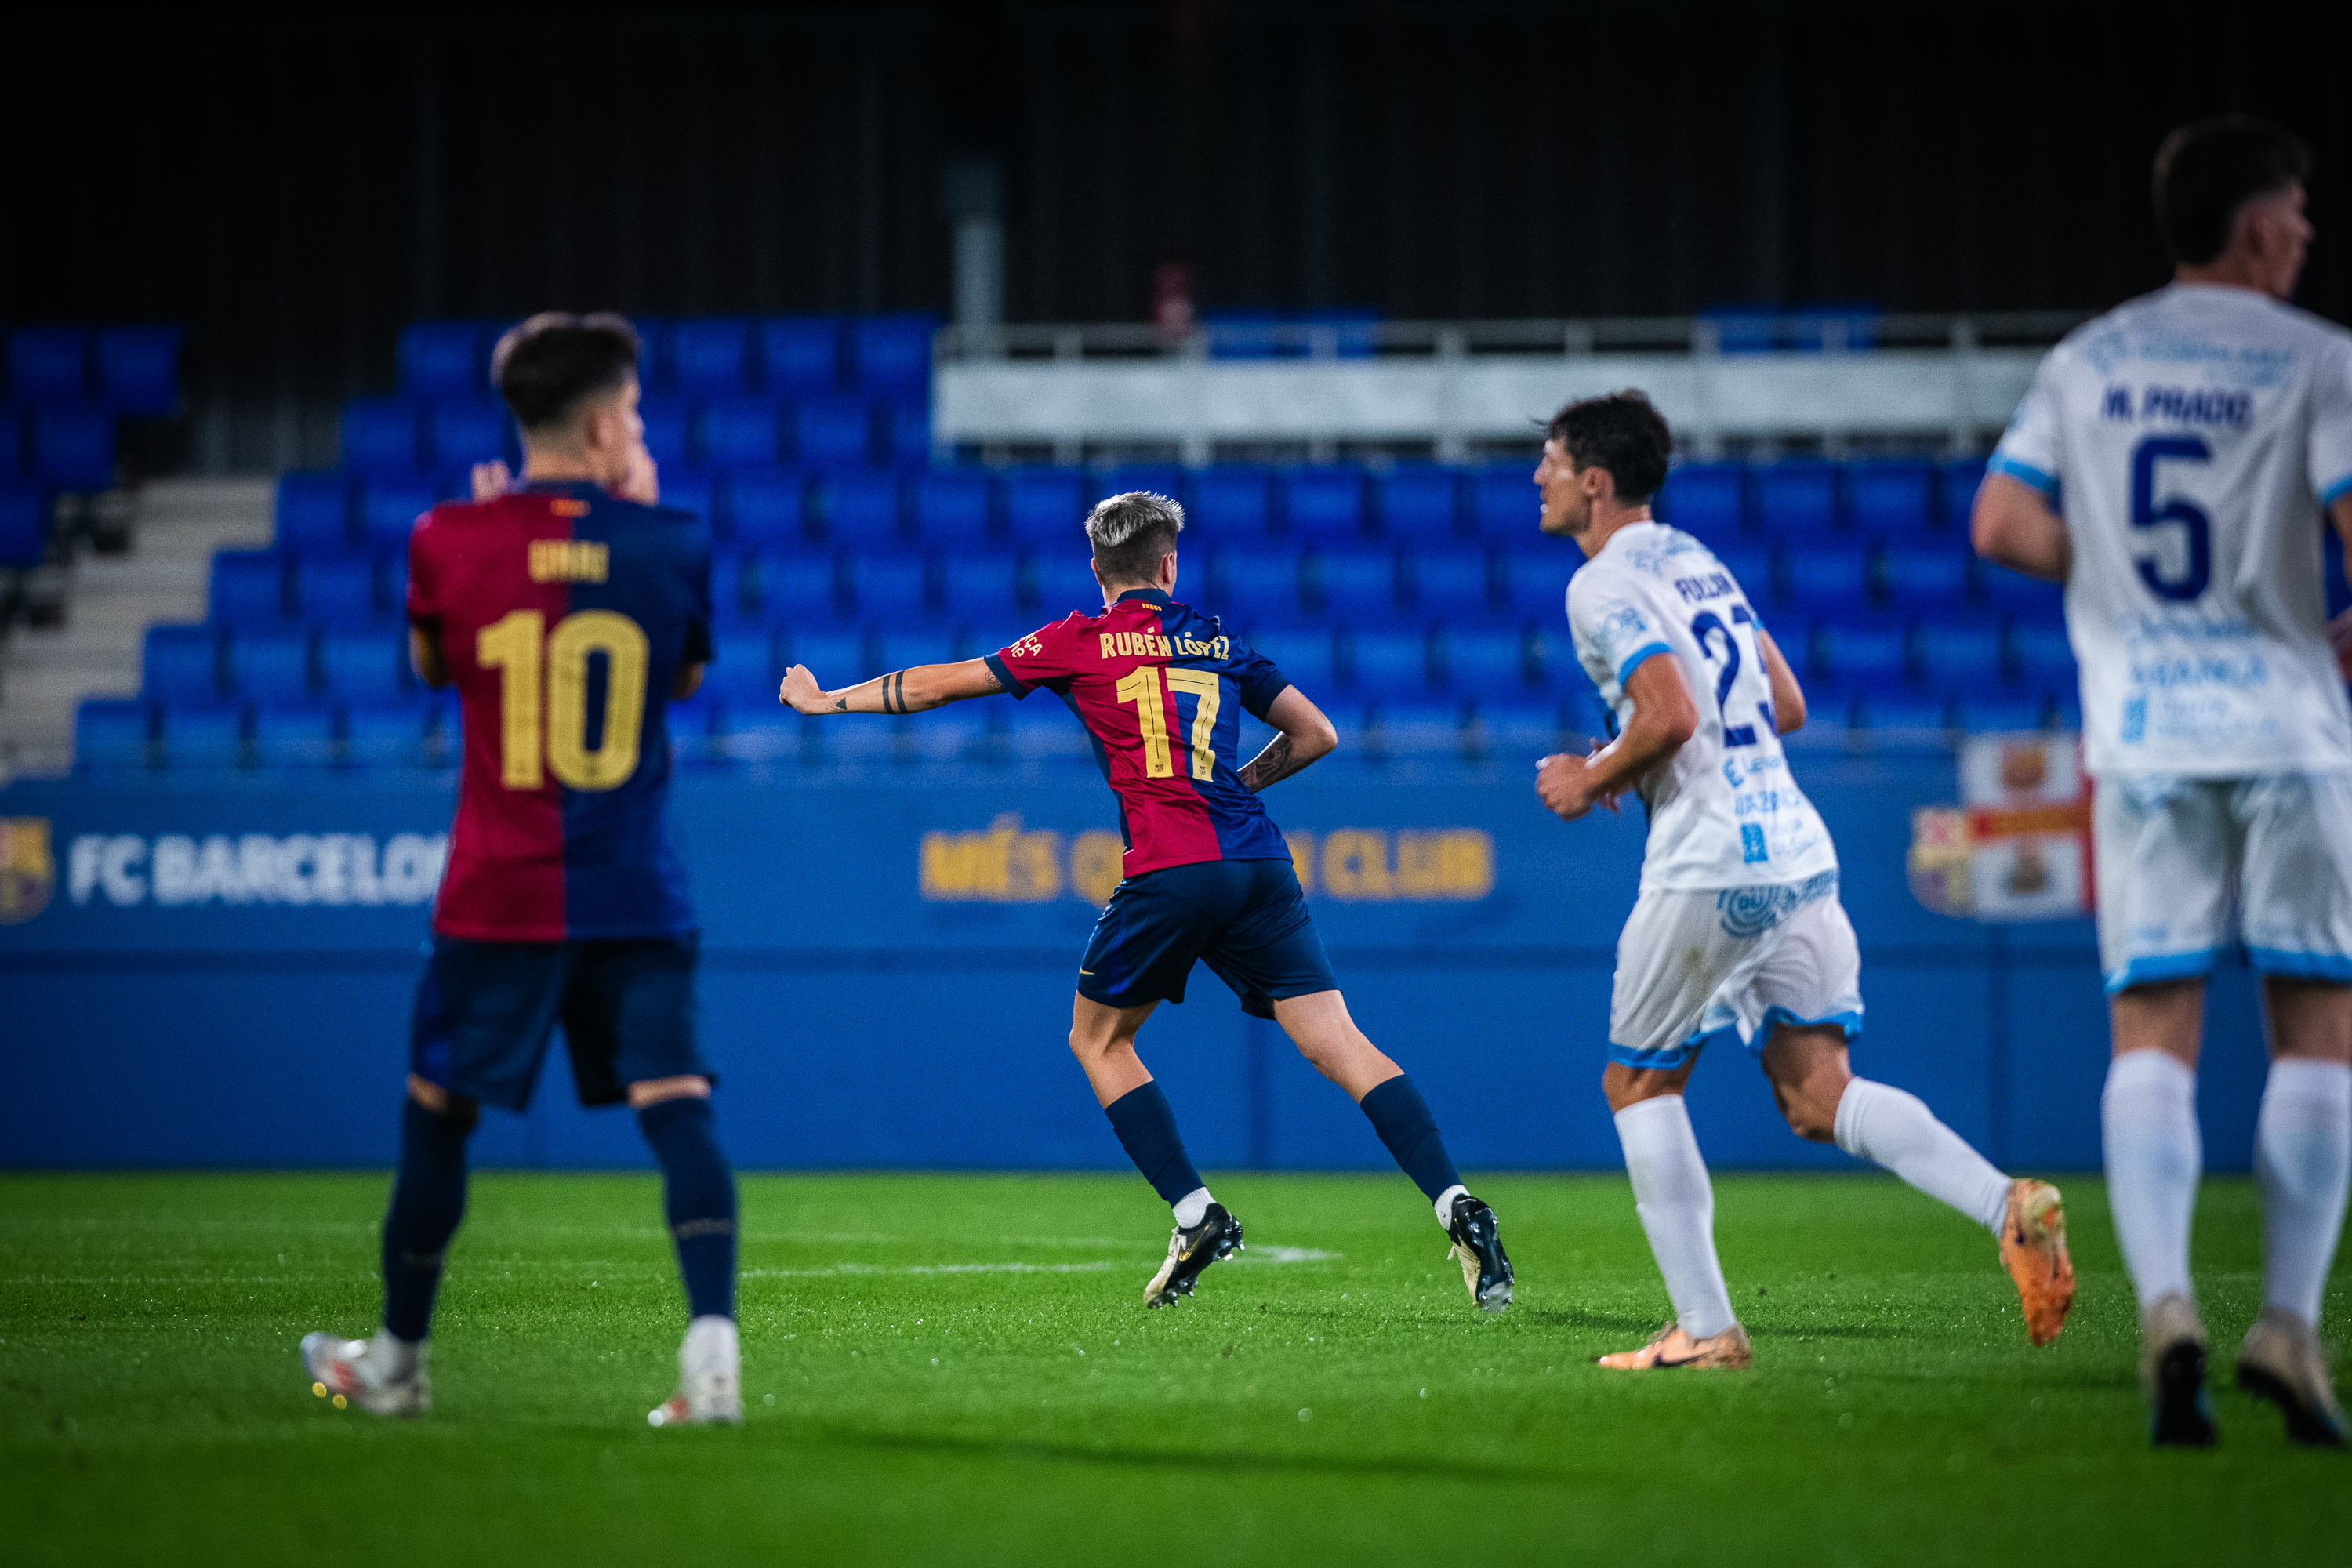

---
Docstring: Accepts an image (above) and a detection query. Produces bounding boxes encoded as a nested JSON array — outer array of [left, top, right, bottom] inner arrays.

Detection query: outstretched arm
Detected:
[[1973, 471, 2070, 582], [1237, 684, 1338, 793], [779, 657, 1004, 715], [1535, 653, 1697, 821]]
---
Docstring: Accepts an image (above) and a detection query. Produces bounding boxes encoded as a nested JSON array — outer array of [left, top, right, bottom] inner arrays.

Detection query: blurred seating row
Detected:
[[391, 314, 934, 402]]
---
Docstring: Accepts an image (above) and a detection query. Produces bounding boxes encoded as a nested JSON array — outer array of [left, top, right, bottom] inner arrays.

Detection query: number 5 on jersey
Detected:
[[477, 608, 650, 791], [1116, 665, 1222, 779]]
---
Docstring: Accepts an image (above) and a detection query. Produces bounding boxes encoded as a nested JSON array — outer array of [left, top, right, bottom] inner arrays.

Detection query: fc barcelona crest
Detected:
[[0, 817, 56, 924]]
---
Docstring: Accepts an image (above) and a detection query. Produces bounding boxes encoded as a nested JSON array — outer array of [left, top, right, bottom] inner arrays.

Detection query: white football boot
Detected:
[[301, 1330, 430, 1417], [648, 1314, 742, 1427]]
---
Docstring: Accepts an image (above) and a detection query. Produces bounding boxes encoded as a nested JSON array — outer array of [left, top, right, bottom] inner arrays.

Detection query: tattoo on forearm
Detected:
[[880, 671, 906, 714], [830, 696, 848, 712], [1240, 734, 1294, 793]]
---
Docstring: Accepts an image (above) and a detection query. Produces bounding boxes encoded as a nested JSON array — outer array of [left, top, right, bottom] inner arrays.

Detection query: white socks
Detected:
[[1614, 1096, 1737, 1341], [1434, 1183, 1468, 1230], [2102, 1050, 2201, 1309], [1832, 1079, 2012, 1232], [683, 1314, 739, 1379], [1171, 1187, 1212, 1229], [2254, 1058, 2352, 1327]]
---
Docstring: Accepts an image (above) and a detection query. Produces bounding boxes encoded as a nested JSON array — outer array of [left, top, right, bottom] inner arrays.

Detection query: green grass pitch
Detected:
[[3, 1170, 2347, 1566]]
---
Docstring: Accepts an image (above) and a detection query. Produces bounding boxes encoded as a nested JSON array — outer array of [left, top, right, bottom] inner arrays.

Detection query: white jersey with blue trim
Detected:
[[1991, 282, 2352, 778], [1566, 520, 1838, 891]]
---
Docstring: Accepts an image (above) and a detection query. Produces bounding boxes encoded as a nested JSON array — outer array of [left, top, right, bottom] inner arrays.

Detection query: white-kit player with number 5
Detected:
[[1976, 116, 2352, 1449], [1533, 390, 2074, 1370]]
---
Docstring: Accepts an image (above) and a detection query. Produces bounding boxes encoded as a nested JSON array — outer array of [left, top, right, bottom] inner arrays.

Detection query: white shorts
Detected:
[[2094, 771, 2352, 993], [1607, 870, 1864, 1069]]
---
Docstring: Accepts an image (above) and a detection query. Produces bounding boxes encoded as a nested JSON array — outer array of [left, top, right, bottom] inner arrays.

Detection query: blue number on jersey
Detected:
[[1690, 606, 1767, 746], [2130, 434, 2212, 602]]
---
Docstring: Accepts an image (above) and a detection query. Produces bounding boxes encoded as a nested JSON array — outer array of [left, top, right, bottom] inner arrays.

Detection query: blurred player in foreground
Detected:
[[1535, 391, 2074, 1369], [301, 314, 743, 1426], [1976, 116, 2352, 1447], [778, 492, 1515, 1311]]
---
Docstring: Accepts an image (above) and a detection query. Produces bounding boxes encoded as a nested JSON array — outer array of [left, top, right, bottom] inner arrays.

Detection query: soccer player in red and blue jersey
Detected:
[[300, 314, 742, 1425], [779, 491, 1515, 1310]]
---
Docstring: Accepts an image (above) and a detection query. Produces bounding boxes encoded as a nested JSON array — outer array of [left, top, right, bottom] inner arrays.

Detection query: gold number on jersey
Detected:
[[1164, 668, 1221, 780], [475, 608, 652, 793], [1115, 666, 1174, 778]]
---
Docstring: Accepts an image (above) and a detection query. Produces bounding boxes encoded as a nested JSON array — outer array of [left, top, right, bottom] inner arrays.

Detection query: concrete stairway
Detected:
[[0, 477, 274, 781]]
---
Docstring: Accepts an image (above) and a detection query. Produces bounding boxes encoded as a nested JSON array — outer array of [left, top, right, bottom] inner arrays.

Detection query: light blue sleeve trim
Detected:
[[2104, 947, 2222, 994], [2246, 946, 2352, 983], [1988, 455, 2060, 499], [1615, 641, 1672, 688], [1740, 1006, 1864, 1054], [2321, 471, 2352, 507]]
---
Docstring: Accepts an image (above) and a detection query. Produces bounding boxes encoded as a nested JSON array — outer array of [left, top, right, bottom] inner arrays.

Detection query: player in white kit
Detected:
[[1532, 391, 2075, 1369], [1976, 116, 2352, 1448]]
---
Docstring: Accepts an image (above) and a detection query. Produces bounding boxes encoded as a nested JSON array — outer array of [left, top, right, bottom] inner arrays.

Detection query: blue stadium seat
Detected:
[[640, 401, 692, 473], [0, 481, 46, 567], [875, 627, 956, 673], [1008, 700, 1091, 760], [2012, 624, 2077, 693], [0, 408, 23, 479], [1657, 462, 1746, 535], [1189, 466, 1273, 537], [1809, 619, 1907, 690], [913, 470, 992, 542], [209, 550, 291, 626], [883, 401, 932, 470], [938, 552, 1022, 628], [847, 551, 930, 620], [1711, 541, 1775, 601], [1940, 459, 1988, 531], [31, 405, 115, 488], [1408, 545, 1494, 619], [760, 316, 843, 397], [1026, 551, 1102, 619], [397, 321, 488, 399], [708, 551, 760, 626], [1497, 547, 1575, 618], [252, 702, 337, 768], [275, 474, 355, 554], [1349, 627, 1432, 693], [1311, 546, 1400, 619], [318, 627, 408, 702], [909, 707, 989, 767], [1881, 544, 1973, 612], [160, 702, 245, 769], [96, 326, 182, 415], [344, 701, 436, 768], [1377, 466, 1461, 539], [818, 471, 904, 545], [1004, 467, 1087, 543], [1248, 628, 1339, 688], [297, 555, 381, 628], [74, 699, 152, 771], [756, 550, 843, 624], [143, 626, 223, 703], [228, 628, 315, 701], [1441, 627, 1532, 692], [699, 398, 782, 471], [1958, 693, 2051, 734], [670, 318, 752, 397], [1780, 543, 1872, 612], [786, 628, 869, 684], [1753, 459, 1841, 535], [794, 396, 876, 470], [661, 473, 716, 527], [358, 476, 441, 552], [340, 398, 423, 474], [726, 473, 809, 549], [1525, 625, 1577, 688], [1857, 691, 1951, 733], [1981, 564, 2064, 624], [706, 629, 778, 702], [1283, 466, 1367, 543], [1787, 306, 1880, 352], [849, 314, 937, 397], [1216, 544, 1305, 623], [1298, 308, 1381, 358], [9, 327, 90, 401], [426, 401, 510, 470], [1203, 309, 1283, 360], [1848, 461, 1936, 536], [1698, 307, 1778, 354], [1098, 464, 1186, 506], [1915, 620, 2005, 693], [1468, 465, 1538, 537]]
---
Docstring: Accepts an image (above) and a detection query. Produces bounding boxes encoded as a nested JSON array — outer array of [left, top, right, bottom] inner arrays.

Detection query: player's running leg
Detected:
[[1599, 1069, 1749, 1368], [2236, 978, 2352, 1446], [1069, 994, 1245, 1307], [636, 1078, 742, 1426], [300, 1080, 475, 1416], [1269, 989, 1512, 1311]]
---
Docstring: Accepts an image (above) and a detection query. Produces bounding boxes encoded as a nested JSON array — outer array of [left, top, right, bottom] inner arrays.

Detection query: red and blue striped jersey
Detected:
[[986, 588, 1293, 877], [407, 480, 713, 942]]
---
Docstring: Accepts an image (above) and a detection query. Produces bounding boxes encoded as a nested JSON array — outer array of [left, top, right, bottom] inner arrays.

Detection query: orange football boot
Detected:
[[1999, 1178, 2075, 1346], [1595, 1321, 1751, 1370]]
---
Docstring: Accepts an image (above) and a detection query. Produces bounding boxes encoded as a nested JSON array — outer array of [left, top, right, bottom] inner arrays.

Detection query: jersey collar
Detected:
[[521, 478, 604, 499], [1114, 587, 1173, 606]]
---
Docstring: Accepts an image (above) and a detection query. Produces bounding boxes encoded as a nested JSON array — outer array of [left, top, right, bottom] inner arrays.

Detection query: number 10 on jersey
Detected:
[[477, 608, 651, 792]]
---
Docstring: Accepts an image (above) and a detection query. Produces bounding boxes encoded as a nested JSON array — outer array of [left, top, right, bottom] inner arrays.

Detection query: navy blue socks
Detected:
[[1105, 1081, 1207, 1207], [637, 1096, 738, 1320], [1359, 1075, 1463, 1203], [381, 1095, 474, 1342]]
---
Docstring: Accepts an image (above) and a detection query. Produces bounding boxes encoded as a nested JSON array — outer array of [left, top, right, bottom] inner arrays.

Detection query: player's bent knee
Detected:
[[625, 1075, 712, 1109]]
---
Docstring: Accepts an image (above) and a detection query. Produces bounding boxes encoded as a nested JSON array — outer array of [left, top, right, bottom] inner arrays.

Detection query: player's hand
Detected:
[[2331, 607, 2352, 681], [1535, 752, 1601, 821], [1586, 735, 1624, 814], [470, 459, 514, 502], [778, 663, 831, 714], [617, 441, 661, 505]]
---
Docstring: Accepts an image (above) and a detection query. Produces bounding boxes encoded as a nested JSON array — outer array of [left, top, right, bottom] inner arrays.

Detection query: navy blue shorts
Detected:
[[409, 936, 709, 1112], [1078, 857, 1339, 1018]]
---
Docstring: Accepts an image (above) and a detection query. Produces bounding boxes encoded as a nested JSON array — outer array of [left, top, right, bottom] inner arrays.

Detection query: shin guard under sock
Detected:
[[381, 1096, 474, 1343], [637, 1097, 739, 1321]]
